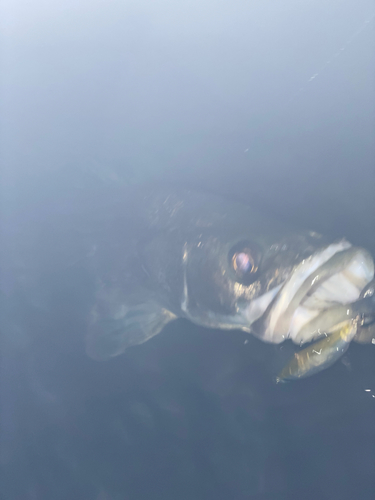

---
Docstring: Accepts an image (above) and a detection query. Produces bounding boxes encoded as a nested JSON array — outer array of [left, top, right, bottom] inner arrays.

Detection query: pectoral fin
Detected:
[[86, 302, 176, 361]]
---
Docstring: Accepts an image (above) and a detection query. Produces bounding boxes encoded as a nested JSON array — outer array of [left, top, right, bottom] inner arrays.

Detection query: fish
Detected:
[[2, 185, 374, 378], [277, 286, 375, 381], [277, 320, 358, 382]]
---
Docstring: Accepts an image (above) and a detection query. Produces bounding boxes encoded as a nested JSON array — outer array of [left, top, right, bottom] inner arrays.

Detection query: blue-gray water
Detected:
[[1, 2, 375, 499]]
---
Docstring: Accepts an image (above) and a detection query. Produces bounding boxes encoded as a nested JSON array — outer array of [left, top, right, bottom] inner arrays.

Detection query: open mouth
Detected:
[[261, 240, 374, 344]]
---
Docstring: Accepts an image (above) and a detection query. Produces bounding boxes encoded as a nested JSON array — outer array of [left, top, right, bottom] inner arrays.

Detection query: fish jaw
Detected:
[[252, 240, 374, 345]]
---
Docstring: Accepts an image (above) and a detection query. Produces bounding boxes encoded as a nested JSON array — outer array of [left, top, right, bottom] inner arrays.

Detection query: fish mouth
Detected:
[[257, 240, 374, 345]]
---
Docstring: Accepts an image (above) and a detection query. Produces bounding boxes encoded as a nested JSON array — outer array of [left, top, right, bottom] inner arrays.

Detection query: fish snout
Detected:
[[259, 242, 374, 345]]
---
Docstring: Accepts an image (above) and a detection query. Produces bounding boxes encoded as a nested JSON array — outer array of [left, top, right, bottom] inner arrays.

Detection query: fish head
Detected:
[[138, 193, 374, 345], [150, 232, 373, 344]]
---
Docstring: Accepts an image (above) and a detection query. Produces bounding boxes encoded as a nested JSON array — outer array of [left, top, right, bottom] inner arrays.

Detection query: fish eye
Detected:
[[229, 241, 260, 283], [232, 251, 256, 275]]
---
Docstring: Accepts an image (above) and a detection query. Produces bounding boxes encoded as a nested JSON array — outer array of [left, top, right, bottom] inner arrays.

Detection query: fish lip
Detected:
[[257, 240, 375, 344]]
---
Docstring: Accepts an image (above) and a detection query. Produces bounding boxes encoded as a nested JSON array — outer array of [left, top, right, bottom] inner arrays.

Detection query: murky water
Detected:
[[1, 2, 375, 499]]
